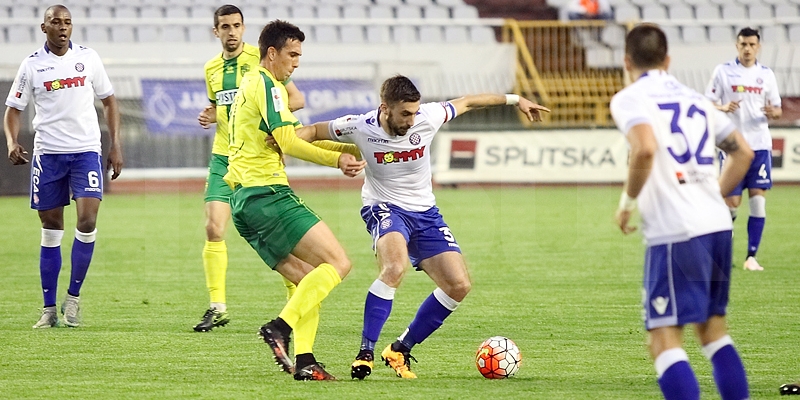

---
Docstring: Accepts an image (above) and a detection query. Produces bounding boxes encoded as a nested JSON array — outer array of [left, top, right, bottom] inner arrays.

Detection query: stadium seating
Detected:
[[0, 1, 492, 45]]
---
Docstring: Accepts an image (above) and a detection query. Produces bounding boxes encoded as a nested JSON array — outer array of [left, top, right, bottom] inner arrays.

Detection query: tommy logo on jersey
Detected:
[[731, 85, 763, 94], [374, 146, 426, 164], [43, 76, 86, 91]]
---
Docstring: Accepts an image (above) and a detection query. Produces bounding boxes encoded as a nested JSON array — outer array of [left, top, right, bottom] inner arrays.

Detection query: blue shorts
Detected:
[[643, 231, 733, 330], [31, 152, 103, 210], [361, 203, 461, 268], [723, 149, 772, 196]]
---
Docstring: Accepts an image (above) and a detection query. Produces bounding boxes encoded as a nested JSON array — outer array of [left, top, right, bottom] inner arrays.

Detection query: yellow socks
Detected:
[[282, 276, 297, 301], [202, 240, 228, 305], [279, 263, 341, 328], [293, 304, 320, 355]]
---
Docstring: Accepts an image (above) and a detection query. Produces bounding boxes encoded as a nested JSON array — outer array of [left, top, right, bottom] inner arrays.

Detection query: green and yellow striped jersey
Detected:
[[203, 43, 260, 156], [224, 67, 343, 188]]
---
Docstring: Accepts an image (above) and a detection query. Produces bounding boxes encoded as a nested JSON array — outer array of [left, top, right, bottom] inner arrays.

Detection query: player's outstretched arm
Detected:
[[717, 131, 753, 196], [4, 106, 28, 165], [615, 123, 657, 235], [449, 94, 550, 122], [101, 95, 123, 180]]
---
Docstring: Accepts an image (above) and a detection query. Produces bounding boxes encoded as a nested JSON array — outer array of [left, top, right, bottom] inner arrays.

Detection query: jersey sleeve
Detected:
[[326, 114, 361, 144], [709, 107, 737, 145], [5, 60, 31, 111], [766, 70, 781, 108], [257, 74, 340, 168], [205, 64, 215, 104], [610, 90, 653, 136], [91, 50, 114, 99], [421, 101, 457, 132], [704, 65, 723, 103]]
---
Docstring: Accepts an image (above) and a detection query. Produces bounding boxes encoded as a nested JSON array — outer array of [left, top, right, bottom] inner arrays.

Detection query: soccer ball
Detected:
[[475, 336, 521, 379]]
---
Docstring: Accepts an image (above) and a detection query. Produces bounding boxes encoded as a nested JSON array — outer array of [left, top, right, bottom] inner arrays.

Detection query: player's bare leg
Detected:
[[261, 222, 350, 380], [353, 232, 408, 379], [648, 326, 700, 399]]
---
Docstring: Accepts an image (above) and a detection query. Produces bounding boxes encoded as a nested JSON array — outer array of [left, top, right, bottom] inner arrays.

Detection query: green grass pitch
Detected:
[[0, 185, 798, 399]]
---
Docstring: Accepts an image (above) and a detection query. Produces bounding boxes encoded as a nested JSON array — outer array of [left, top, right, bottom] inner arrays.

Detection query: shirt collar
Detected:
[[44, 40, 73, 55]]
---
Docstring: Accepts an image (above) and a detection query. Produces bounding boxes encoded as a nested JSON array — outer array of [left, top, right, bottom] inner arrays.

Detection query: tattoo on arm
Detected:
[[718, 135, 740, 153]]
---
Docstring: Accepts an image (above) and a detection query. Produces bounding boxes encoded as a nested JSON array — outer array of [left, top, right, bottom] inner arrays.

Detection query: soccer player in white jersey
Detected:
[[4, 5, 122, 328], [611, 25, 753, 400], [293, 75, 548, 379], [705, 27, 781, 271]]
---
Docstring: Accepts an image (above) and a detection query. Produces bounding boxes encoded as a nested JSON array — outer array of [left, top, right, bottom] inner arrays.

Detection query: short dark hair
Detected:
[[380, 75, 421, 105], [259, 20, 305, 60], [213, 5, 242, 28], [625, 24, 668, 70], [44, 4, 70, 22], [737, 27, 760, 42]]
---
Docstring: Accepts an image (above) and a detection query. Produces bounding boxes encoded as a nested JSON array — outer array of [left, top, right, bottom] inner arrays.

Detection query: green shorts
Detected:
[[229, 185, 321, 269], [204, 154, 233, 203]]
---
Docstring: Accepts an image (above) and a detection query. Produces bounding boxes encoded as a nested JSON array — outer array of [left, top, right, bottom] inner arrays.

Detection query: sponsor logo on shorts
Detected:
[[374, 146, 425, 164], [651, 296, 669, 315], [84, 187, 102, 193], [380, 219, 392, 230], [43, 76, 87, 91]]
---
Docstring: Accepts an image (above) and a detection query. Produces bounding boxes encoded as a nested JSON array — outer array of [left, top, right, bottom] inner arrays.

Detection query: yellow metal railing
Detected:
[[502, 20, 625, 127]]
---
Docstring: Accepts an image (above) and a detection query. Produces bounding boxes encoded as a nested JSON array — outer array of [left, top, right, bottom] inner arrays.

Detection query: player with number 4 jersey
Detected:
[[295, 75, 549, 379], [611, 24, 753, 400], [704, 27, 781, 271]]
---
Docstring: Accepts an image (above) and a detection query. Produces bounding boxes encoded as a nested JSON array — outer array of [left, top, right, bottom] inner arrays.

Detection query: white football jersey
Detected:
[[705, 59, 780, 151], [327, 102, 457, 211], [611, 70, 736, 245], [5, 42, 114, 155]]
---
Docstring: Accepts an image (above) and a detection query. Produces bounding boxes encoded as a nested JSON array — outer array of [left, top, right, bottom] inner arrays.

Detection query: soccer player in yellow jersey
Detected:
[[194, 5, 307, 332], [224, 20, 365, 380]]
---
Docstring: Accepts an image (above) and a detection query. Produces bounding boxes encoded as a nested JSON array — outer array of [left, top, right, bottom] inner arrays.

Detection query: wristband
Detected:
[[505, 94, 520, 106], [618, 191, 637, 212]]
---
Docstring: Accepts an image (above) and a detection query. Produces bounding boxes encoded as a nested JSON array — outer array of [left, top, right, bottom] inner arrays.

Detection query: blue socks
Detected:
[[655, 348, 700, 400], [746, 217, 765, 258], [68, 229, 96, 297], [360, 280, 396, 351], [398, 288, 459, 350], [39, 229, 64, 307], [38, 228, 96, 307], [703, 336, 750, 400], [747, 195, 766, 258]]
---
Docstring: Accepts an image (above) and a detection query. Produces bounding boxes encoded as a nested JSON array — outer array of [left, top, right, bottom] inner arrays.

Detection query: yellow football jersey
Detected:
[[203, 43, 260, 156], [224, 67, 342, 188]]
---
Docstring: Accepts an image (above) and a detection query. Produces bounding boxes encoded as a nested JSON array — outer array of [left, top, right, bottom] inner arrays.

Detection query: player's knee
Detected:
[[205, 220, 225, 241], [328, 256, 352, 279], [379, 261, 406, 286], [446, 279, 471, 302], [76, 215, 97, 233]]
